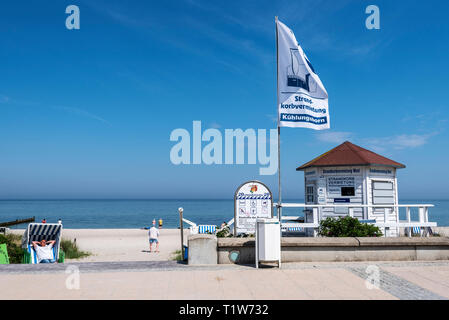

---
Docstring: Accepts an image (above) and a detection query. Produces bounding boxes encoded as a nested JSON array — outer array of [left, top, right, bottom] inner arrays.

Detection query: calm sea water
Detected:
[[1, 199, 448, 228]]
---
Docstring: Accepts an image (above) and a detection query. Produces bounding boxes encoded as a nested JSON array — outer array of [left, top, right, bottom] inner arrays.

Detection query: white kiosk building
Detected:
[[296, 141, 407, 236]]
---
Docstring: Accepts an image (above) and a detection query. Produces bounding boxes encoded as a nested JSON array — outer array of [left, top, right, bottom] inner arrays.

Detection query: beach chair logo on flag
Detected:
[[287, 49, 318, 93]]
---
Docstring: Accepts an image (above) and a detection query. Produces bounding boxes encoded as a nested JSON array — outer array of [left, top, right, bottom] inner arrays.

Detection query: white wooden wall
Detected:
[[303, 166, 400, 237]]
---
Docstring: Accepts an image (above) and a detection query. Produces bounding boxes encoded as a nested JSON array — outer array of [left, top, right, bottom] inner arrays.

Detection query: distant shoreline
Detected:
[[2, 199, 447, 229]]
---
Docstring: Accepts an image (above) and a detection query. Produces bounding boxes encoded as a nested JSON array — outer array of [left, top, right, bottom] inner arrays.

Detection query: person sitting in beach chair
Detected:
[[31, 239, 57, 263]]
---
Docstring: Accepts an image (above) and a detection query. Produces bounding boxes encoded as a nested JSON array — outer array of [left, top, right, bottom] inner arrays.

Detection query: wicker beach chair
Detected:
[[198, 225, 216, 234], [405, 226, 432, 237], [283, 226, 304, 232]]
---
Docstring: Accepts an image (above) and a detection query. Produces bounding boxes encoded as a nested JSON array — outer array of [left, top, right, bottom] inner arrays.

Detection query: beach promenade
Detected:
[[1, 260, 449, 299], [3, 229, 449, 299]]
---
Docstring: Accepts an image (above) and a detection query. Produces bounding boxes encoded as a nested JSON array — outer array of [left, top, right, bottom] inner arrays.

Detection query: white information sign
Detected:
[[234, 181, 273, 235]]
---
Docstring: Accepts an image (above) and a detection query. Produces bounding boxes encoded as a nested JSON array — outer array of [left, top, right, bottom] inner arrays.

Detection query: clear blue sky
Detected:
[[1, 0, 448, 200]]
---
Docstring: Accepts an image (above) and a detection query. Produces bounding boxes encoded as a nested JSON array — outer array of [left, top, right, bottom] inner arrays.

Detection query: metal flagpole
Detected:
[[275, 16, 282, 226]]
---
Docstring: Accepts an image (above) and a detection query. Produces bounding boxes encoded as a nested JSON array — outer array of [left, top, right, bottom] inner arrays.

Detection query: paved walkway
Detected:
[[1, 261, 448, 300]]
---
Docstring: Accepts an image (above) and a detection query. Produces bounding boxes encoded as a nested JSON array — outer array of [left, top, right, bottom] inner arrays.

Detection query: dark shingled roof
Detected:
[[296, 141, 406, 171]]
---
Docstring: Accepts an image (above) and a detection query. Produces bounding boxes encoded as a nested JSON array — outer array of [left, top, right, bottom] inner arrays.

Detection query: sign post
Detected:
[[234, 181, 273, 235], [178, 207, 184, 260]]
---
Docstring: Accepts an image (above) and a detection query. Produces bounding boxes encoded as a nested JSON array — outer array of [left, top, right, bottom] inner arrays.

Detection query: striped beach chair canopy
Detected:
[[22, 223, 63, 264], [198, 225, 216, 234]]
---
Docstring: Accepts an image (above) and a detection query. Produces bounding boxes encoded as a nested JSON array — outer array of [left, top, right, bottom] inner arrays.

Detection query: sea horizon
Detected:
[[1, 198, 448, 229]]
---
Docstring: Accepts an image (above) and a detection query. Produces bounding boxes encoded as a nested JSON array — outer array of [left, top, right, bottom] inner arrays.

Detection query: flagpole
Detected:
[[275, 16, 282, 226]]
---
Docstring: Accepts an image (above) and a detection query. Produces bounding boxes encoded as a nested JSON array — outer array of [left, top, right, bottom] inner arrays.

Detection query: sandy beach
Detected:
[[12, 228, 189, 262]]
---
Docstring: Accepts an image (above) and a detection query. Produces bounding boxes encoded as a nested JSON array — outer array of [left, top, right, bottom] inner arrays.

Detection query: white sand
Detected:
[[12, 228, 189, 262]]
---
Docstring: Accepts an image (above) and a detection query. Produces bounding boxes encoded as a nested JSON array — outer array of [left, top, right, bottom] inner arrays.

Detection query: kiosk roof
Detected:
[[296, 141, 406, 170]]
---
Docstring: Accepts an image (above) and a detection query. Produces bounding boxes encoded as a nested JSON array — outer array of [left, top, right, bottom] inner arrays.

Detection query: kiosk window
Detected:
[[306, 186, 314, 203], [341, 187, 355, 196]]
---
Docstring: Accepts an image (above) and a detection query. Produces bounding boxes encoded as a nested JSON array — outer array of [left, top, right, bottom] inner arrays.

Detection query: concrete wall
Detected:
[[188, 234, 217, 265], [217, 237, 449, 264]]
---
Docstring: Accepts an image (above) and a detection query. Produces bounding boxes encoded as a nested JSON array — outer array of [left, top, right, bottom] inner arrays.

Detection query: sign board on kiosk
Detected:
[[234, 181, 273, 235]]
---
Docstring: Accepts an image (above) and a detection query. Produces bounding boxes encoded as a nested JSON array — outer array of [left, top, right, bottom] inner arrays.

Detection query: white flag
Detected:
[[277, 19, 330, 130]]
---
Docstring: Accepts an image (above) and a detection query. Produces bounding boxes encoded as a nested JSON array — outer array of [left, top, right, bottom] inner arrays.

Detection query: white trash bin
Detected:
[[255, 218, 281, 268]]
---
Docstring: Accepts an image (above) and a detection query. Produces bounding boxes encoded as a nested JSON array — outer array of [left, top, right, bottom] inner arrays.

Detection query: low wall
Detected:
[[217, 237, 449, 264], [188, 234, 217, 265]]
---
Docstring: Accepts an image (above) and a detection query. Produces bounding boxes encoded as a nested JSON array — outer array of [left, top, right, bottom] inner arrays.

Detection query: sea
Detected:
[[1, 199, 448, 229]]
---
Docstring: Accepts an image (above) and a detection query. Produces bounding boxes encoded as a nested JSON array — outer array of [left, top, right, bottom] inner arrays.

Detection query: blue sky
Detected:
[[1, 0, 448, 200]]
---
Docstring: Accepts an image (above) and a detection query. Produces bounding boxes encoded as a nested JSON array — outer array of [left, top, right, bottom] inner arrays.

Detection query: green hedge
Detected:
[[318, 216, 383, 237]]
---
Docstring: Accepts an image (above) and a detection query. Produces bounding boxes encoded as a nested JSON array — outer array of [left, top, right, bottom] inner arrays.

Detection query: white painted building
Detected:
[[296, 141, 406, 236]]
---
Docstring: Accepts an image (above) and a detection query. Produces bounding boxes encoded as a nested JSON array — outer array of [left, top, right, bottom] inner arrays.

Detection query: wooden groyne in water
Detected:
[[0, 217, 35, 227]]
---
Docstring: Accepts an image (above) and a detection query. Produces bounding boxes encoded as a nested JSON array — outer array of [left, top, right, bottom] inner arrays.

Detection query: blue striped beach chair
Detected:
[[286, 227, 304, 232], [22, 223, 63, 264], [405, 226, 426, 237], [198, 225, 216, 234], [412, 227, 421, 234], [410, 226, 433, 236]]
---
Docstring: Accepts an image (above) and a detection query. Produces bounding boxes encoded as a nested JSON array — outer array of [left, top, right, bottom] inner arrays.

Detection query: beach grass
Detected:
[[60, 238, 90, 259], [170, 249, 183, 261]]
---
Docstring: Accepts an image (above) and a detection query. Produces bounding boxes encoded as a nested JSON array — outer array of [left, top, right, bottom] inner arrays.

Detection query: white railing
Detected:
[[182, 217, 234, 235], [274, 203, 436, 237]]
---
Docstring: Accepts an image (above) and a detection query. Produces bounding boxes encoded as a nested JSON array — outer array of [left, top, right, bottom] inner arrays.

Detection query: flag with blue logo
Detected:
[[277, 19, 330, 130]]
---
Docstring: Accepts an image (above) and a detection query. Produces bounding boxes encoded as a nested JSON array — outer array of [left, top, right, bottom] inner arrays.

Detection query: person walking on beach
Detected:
[[158, 218, 163, 229], [148, 225, 160, 253]]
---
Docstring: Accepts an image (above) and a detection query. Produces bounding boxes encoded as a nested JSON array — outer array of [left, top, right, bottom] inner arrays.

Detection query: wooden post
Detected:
[[178, 207, 184, 259]]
